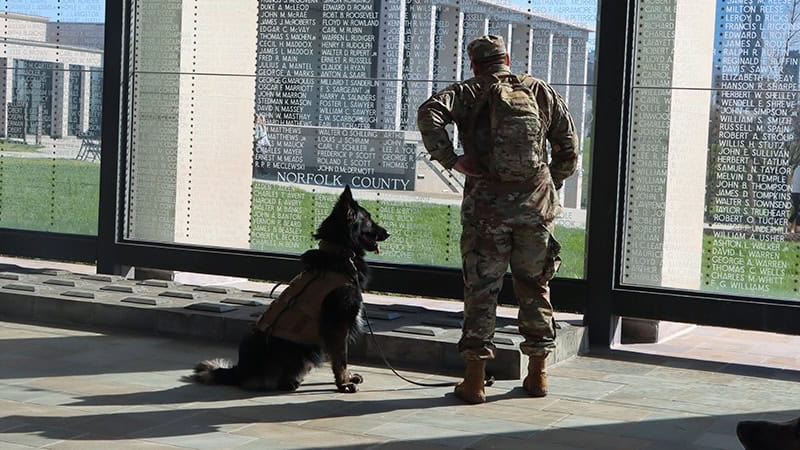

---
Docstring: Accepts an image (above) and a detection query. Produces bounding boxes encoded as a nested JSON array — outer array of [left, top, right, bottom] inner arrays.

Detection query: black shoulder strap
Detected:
[[467, 75, 499, 133]]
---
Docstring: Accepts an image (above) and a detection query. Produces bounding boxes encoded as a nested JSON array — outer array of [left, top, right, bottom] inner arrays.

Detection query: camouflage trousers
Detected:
[[458, 221, 561, 361]]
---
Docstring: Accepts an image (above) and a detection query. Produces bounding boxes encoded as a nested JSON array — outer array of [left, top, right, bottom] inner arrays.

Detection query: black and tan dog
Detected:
[[192, 186, 388, 393], [737, 417, 800, 450]]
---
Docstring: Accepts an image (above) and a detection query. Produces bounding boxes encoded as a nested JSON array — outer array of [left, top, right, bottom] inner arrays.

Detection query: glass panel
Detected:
[[126, 0, 599, 279], [0, 0, 104, 234], [623, 0, 800, 299]]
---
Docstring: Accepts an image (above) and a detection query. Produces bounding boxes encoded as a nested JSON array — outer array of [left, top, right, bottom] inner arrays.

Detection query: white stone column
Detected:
[[661, 0, 715, 289], [80, 67, 92, 133], [432, 5, 463, 150], [403, 0, 436, 131], [432, 5, 462, 92], [562, 36, 588, 209], [50, 63, 69, 139], [547, 33, 571, 203], [129, 0, 182, 242], [174, 0, 258, 248], [376, 0, 406, 131], [530, 29, 552, 81], [510, 23, 532, 74], [549, 34, 571, 99]]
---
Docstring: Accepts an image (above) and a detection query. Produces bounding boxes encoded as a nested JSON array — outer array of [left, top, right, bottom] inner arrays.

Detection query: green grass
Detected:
[[0, 158, 589, 280], [701, 231, 799, 299], [250, 182, 587, 279], [0, 157, 100, 234], [0, 140, 44, 153]]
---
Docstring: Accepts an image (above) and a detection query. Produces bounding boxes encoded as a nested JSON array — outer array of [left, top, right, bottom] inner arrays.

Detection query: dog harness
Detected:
[[255, 270, 355, 345]]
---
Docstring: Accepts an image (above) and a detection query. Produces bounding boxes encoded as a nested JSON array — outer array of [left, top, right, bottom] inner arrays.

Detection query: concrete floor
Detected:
[[1, 320, 799, 449]]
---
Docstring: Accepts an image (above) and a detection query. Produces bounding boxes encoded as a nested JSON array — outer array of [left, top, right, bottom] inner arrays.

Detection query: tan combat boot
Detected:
[[454, 360, 486, 404], [523, 355, 547, 397]]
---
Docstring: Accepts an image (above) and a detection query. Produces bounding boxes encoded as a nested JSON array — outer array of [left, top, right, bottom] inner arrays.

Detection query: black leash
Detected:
[[361, 304, 494, 387], [348, 258, 494, 388]]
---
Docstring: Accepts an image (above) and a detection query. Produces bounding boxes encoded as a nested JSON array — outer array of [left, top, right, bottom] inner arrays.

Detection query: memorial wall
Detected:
[[703, 0, 800, 298], [124, 0, 597, 279], [253, 0, 416, 192], [624, 0, 800, 300], [128, 0, 182, 242], [624, 0, 676, 286]]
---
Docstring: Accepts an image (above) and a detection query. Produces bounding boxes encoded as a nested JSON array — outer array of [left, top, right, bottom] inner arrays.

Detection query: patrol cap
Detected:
[[467, 35, 507, 64]]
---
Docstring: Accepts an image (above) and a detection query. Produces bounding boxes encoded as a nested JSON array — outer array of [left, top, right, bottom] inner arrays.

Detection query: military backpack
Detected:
[[471, 73, 548, 182]]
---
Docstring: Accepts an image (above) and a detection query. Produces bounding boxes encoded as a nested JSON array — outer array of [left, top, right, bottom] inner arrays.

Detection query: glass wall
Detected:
[[0, 1, 104, 234], [624, 0, 800, 300], [127, 0, 598, 278]]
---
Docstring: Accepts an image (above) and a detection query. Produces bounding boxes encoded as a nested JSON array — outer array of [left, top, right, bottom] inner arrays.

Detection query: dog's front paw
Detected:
[[337, 383, 359, 393], [349, 373, 364, 384]]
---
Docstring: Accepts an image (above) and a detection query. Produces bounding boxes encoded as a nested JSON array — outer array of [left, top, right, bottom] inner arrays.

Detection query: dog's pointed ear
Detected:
[[341, 185, 353, 202], [337, 185, 354, 208]]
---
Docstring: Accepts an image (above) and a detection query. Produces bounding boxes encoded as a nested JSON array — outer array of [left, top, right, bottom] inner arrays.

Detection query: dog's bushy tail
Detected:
[[192, 358, 239, 385]]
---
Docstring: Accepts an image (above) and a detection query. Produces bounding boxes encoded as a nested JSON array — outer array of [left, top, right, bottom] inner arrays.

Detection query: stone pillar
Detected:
[[432, 5, 462, 92], [562, 36, 588, 209], [402, 0, 436, 131], [661, 0, 715, 289], [549, 34, 571, 99], [80, 67, 92, 133], [618, 0, 714, 343], [50, 63, 69, 139], [530, 29, 553, 82], [548, 34, 571, 201], [128, 0, 182, 242], [173, 0, 257, 248], [510, 23, 532, 74], [432, 5, 463, 150], [376, 0, 406, 131]]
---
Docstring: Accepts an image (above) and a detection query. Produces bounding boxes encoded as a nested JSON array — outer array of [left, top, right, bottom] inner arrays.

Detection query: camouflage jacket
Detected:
[[417, 65, 579, 226]]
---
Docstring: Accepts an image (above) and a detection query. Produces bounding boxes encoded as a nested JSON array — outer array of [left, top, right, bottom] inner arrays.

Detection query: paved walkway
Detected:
[[1, 320, 799, 449]]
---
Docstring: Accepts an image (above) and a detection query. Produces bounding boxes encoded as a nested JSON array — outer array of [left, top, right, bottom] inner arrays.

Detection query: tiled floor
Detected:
[[625, 325, 800, 372], [1, 320, 799, 449]]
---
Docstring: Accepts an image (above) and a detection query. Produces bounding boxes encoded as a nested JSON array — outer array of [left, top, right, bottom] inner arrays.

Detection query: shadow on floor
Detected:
[[0, 334, 234, 379], [3, 396, 797, 449], [590, 349, 800, 383], [4, 332, 800, 384]]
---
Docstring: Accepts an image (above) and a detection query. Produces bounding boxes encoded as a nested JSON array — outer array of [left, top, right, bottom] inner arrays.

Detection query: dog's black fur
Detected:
[[737, 417, 800, 450], [192, 186, 388, 393]]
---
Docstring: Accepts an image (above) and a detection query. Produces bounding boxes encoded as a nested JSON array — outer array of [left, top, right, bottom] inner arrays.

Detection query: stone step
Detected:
[[0, 267, 587, 380]]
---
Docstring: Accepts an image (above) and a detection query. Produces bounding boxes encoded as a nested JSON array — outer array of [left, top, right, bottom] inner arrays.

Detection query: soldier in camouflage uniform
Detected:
[[417, 35, 578, 403]]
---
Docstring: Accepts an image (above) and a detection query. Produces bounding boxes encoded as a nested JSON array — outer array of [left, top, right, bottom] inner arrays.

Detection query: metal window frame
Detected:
[[92, 0, 590, 311], [584, 0, 800, 347]]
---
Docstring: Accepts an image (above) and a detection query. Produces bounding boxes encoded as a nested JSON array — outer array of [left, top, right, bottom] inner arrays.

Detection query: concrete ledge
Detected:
[[620, 317, 696, 344], [0, 265, 588, 379]]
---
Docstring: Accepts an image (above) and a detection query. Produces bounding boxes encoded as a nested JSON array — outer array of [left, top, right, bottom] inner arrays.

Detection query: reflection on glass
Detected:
[[0, 3, 104, 234], [624, 0, 800, 300]]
